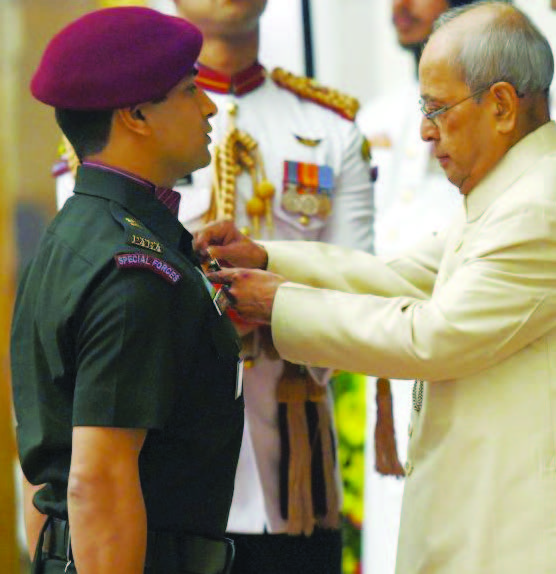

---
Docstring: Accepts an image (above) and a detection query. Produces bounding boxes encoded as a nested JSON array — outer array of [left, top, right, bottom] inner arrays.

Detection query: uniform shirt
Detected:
[[12, 165, 243, 537], [357, 83, 461, 574]]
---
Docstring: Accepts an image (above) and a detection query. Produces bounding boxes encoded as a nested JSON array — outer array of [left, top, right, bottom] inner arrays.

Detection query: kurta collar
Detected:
[[73, 164, 193, 255], [196, 61, 266, 95], [465, 121, 556, 222]]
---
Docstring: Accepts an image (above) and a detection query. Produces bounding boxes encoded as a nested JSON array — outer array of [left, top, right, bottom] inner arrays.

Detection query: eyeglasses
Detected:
[[419, 86, 491, 127]]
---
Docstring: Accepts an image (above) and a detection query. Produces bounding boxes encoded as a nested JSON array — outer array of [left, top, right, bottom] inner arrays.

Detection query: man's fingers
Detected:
[[193, 220, 233, 251], [206, 269, 235, 285]]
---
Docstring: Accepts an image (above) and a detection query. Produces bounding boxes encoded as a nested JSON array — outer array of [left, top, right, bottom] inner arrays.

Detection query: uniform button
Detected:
[[408, 423, 413, 438], [404, 461, 414, 476]]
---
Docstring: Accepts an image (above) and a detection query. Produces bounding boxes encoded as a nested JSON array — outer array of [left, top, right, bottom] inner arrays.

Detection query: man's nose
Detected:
[[200, 89, 218, 119], [393, 0, 411, 11], [420, 116, 438, 142]]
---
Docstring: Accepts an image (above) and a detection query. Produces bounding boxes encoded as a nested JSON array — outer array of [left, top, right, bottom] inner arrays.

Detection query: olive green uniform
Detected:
[[11, 166, 243, 570]]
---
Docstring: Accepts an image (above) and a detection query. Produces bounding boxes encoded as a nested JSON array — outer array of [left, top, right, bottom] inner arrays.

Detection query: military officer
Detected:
[[11, 7, 243, 574]]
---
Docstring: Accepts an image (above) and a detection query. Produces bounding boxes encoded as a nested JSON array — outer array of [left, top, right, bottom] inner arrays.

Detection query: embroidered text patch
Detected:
[[114, 253, 182, 284]]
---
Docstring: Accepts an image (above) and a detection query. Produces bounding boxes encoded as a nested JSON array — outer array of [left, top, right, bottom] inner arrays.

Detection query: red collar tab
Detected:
[[196, 62, 266, 96]]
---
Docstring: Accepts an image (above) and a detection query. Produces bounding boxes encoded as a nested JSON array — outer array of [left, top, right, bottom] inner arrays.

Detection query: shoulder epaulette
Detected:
[[270, 67, 360, 121]]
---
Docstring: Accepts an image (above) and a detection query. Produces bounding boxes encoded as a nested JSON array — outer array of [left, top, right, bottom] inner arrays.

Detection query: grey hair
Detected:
[[433, 1, 554, 97]]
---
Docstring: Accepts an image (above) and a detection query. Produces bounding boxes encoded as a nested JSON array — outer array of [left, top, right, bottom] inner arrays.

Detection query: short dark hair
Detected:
[[54, 108, 114, 161]]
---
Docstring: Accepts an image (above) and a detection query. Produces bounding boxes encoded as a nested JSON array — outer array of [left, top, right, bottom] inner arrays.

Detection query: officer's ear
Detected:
[[117, 107, 150, 135]]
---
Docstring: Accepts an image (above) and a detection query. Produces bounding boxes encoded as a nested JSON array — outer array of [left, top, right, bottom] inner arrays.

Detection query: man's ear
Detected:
[[116, 107, 150, 135], [489, 82, 518, 134]]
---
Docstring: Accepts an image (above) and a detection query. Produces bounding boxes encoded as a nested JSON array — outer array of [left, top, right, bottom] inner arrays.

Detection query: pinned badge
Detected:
[[124, 217, 142, 228], [294, 134, 323, 147]]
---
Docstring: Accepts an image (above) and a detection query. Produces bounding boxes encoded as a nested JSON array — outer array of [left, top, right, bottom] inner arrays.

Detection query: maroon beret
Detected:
[[31, 7, 202, 110]]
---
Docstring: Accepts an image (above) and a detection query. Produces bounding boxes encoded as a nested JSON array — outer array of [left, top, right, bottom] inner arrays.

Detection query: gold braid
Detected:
[[59, 135, 80, 177], [271, 67, 360, 121], [206, 104, 275, 237]]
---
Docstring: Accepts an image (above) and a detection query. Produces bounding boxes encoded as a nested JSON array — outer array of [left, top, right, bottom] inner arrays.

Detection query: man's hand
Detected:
[[206, 267, 286, 324], [194, 220, 268, 270]]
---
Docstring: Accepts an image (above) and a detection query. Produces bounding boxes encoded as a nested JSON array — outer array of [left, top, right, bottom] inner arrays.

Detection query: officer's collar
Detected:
[[82, 160, 181, 217], [195, 61, 266, 96], [73, 164, 189, 250]]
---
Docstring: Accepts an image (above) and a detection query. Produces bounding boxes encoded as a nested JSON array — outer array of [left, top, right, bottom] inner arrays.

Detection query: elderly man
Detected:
[[196, 2, 556, 573], [11, 7, 243, 574], [357, 2, 487, 570]]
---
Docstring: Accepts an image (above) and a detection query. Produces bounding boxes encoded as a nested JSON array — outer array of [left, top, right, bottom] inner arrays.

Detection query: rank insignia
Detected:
[[127, 234, 163, 254], [294, 134, 323, 147], [115, 253, 181, 284], [124, 217, 142, 228], [281, 161, 334, 224]]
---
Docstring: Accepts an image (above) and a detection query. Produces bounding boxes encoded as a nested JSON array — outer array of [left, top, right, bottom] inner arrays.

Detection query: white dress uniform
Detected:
[[357, 82, 461, 574], [55, 62, 374, 535]]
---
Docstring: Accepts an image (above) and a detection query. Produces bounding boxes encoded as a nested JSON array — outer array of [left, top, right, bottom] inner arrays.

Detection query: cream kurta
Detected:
[[264, 121, 556, 573], [358, 82, 461, 574]]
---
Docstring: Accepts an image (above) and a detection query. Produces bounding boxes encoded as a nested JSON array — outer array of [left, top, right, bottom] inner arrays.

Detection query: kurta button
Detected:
[[404, 461, 414, 476], [386, 229, 399, 242], [401, 189, 414, 203]]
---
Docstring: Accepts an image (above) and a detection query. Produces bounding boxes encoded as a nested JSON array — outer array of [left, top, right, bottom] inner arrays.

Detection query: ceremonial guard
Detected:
[[178, 65, 374, 574]]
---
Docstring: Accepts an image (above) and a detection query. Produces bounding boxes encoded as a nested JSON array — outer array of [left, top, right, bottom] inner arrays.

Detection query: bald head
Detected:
[[429, 1, 553, 98]]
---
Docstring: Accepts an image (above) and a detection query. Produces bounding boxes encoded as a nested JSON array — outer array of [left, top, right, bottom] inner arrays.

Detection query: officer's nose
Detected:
[[199, 89, 217, 119]]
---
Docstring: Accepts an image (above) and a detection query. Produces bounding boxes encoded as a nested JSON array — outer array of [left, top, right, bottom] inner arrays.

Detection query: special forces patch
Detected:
[[114, 253, 181, 284]]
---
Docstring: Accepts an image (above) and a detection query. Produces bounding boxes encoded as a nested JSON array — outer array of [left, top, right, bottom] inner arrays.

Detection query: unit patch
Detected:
[[115, 253, 181, 284], [127, 234, 163, 254]]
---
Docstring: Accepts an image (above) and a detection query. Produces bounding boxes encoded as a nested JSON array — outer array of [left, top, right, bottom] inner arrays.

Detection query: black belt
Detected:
[[41, 517, 235, 574]]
